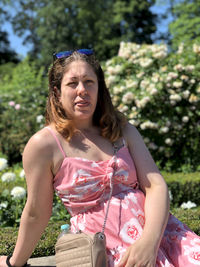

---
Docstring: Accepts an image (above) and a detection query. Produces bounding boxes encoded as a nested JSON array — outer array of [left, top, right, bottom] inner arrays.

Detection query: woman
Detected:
[[0, 49, 199, 267]]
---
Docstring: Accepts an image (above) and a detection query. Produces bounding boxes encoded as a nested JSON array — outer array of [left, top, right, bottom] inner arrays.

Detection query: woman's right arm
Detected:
[[0, 130, 54, 267]]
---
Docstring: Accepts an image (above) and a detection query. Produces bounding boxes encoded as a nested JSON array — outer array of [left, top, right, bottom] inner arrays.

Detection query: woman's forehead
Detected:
[[63, 60, 97, 79]]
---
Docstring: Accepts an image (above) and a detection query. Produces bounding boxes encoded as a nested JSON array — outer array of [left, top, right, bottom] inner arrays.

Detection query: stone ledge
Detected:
[[27, 256, 55, 266]]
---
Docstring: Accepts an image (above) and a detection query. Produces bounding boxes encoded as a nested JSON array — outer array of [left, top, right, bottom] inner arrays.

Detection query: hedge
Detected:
[[0, 208, 199, 257], [163, 172, 200, 207]]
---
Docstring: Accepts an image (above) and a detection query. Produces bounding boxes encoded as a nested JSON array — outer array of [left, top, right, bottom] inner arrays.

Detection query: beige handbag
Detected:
[[55, 145, 119, 267]]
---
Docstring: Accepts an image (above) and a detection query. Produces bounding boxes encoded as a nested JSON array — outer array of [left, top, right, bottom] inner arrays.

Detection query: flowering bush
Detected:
[[0, 157, 26, 226], [0, 157, 67, 227], [0, 58, 47, 164], [104, 42, 200, 171]]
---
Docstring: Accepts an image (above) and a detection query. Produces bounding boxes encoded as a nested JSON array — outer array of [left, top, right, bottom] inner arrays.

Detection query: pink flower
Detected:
[[8, 101, 15, 106], [15, 104, 21, 110]]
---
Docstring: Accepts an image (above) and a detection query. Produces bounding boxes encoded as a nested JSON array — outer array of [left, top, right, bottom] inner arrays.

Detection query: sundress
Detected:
[[46, 127, 200, 266]]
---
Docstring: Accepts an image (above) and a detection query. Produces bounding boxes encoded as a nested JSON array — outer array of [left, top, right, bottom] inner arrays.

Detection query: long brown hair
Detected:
[[46, 51, 126, 142]]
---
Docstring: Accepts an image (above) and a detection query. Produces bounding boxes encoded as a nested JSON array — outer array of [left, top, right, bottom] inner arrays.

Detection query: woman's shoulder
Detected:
[[23, 127, 55, 158], [122, 122, 139, 141]]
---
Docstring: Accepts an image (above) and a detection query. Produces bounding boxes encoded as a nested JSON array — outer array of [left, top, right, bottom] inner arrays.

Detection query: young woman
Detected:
[[1, 49, 199, 267]]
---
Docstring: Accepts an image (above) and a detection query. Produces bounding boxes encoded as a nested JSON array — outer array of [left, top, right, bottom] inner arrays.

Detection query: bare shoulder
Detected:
[[122, 122, 141, 144], [23, 127, 54, 164]]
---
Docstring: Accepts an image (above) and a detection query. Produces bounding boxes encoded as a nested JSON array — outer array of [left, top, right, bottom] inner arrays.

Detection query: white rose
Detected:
[[174, 64, 184, 71], [0, 158, 8, 171], [0, 202, 8, 209], [36, 115, 44, 123], [160, 127, 169, 134], [182, 116, 189, 123], [129, 119, 139, 126], [173, 81, 183, 88], [118, 105, 129, 113], [140, 121, 158, 130], [11, 186, 26, 199], [106, 75, 116, 86], [150, 88, 158, 95], [185, 65, 195, 72], [122, 92, 134, 104], [169, 190, 173, 201], [165, 138, 173, 146], [181, 201, 197, 209], [182, 90, 190, 99], [20, 169, 25, 178], [1, 172, 16, 182], [193, 44, 200, 54], [169, 94, 182, 102], [139, 58, 153, 68]]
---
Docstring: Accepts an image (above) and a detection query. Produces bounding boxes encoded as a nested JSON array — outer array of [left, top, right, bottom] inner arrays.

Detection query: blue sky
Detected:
[[2, 2, 173, 58]]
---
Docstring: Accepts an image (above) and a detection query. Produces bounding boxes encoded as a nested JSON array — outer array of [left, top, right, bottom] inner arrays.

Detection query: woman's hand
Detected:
[[117, 237, 157, 267], [0, 256, 7, 267]]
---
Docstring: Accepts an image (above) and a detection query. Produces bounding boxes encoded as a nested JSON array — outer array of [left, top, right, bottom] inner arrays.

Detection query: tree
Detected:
[[9, 0, 157, 66], [169, 0, 200, 49], [0, 2, 19, 64]]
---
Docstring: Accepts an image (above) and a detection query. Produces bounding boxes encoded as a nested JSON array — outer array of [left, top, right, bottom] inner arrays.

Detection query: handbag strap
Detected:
[[101, 142, 119, 235]]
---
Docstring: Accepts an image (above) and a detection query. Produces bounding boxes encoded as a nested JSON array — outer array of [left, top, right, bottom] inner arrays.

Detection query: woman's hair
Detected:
[[46, 51, 126, 142]]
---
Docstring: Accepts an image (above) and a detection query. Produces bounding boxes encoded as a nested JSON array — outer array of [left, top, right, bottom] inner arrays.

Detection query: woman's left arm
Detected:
[[118, 123, 170, 267]]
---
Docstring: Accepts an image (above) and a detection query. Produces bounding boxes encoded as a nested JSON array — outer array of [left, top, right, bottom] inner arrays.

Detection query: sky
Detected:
[[2, 2, 174, 58]]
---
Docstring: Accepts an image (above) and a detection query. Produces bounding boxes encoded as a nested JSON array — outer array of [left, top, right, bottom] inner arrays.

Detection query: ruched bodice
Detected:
[[53, 146, 138, 216]]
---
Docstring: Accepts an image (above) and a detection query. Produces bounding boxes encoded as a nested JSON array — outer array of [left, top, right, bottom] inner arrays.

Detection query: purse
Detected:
[[55, 144, 118, 267]]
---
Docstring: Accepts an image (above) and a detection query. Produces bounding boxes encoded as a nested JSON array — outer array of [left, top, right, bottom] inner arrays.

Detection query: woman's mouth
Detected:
[[75, 100, 90, 107]]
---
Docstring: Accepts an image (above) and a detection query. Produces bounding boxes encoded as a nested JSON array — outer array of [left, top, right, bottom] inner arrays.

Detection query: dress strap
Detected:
[[113, 137, 127, 152], [45, 126, 66, 158]]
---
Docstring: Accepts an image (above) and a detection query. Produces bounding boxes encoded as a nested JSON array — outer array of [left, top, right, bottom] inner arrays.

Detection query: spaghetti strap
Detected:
[[45, 126, 66, 158]]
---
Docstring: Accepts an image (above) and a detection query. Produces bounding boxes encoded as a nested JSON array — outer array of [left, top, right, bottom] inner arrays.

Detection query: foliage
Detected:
[[103, 42, 200, 171], [169, 0, 200, 50], [0, 1, 19, 64], [0, 221, 67, 257], [170, 207, 200, 235], [0, 58, 48, 164], [0, 208, 199, 257], [0, 159, 68, 227], [164, 171, 200, 208], [8, 0, 157, 65]]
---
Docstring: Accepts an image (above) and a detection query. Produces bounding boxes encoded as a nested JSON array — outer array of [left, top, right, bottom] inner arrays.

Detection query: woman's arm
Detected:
[[0, 130, 54, 267], [118, 123, 170, 267]]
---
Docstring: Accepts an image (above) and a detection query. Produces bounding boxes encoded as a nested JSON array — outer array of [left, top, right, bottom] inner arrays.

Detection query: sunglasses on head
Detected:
[[53, 49, 94, 61]]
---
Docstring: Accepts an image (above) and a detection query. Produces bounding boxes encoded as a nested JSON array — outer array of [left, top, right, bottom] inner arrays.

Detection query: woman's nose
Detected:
[[77, 82, 87, 95]]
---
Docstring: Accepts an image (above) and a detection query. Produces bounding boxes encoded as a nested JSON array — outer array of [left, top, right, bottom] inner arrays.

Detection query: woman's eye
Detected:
[[67, 82, 77, 86], [86, 80, 93, 84]]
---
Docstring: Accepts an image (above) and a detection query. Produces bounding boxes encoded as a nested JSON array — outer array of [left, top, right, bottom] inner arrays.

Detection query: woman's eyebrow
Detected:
[[68, 75, 92, 80]]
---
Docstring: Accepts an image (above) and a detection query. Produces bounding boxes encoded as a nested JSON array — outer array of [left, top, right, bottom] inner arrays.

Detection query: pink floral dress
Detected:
[[46, 127, 200, 266]]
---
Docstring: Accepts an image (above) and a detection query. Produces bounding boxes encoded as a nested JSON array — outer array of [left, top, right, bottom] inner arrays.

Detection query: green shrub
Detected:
[[0, 208, 199, 257], [163, 172, 200, 206], [104, 42, 200, 172], [0, 221, 67, 257], [0, 58, 48, 164]]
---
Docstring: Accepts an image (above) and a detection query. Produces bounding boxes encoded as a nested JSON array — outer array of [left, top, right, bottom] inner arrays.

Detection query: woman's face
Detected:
[[59, 60, 98, 126]]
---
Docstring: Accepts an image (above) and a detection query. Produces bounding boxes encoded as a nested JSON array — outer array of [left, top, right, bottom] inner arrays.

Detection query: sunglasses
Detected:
[[53, 49, 94, 61]]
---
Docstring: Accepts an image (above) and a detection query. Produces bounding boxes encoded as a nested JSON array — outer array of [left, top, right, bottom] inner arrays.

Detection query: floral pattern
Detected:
[[53, 146, 200, 266]]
